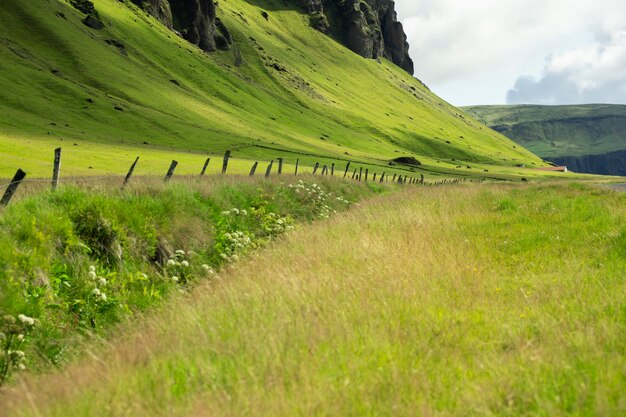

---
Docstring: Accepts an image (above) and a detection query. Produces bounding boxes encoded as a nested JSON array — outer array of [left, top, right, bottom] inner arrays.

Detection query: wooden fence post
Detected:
[[373, 173, 377, 182], [358, 167, 362, 181], [295, 159, 299, 175], [380, 172, 385, 183], [420, 174, 424, 184], [404, 175, 408, 183], [343, 162, 351, 178], [52, 147, 61, 190], [165, 160, 178, 182], [365, 169, 369, 182], [265, 160, 273, 177], [221, 150, 231, 174], [277, 158, 283, 174], [249, 161, 258, 176], [312, 162, 319, 175], [122, 156, 139, 188], [1, 169, 26, 206], [200, 158, 211, 176], [351, 169, 356, 179], [331, 163, 335, 176], [322, 165, 328, 175], [392, 173, 397, 182]]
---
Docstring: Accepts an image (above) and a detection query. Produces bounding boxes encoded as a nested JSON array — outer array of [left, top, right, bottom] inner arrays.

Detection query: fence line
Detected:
[[0, 148, 484, 207]]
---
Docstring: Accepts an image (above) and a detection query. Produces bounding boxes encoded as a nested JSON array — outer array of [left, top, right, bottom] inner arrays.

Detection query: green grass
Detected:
[[464, 104, 626, 158], [0, 175, 383, 382], [2, 182, 625, 415], [0, 0, 557, 182]]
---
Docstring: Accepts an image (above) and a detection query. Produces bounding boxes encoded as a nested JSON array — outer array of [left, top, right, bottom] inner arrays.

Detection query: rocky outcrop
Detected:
[[130, 0, 231, 52], [299, 0, 413, 75], [130, 0, 412, 72]]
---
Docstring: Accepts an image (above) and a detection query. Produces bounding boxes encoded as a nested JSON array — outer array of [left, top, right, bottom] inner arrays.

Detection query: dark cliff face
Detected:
[[548, 151, 626, 176], [300, 0, 413, 75], [130, 0, 231, 52], [133, 0, 412, 74]]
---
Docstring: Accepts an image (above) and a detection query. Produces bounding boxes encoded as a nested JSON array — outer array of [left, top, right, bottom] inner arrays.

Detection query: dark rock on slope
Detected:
[[130, 0, 231, 51], [299, 0, 413, 75]]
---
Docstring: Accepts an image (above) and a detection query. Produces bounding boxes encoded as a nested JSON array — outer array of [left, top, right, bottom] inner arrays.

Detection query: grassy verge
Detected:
[[0, 176, 385, 384], [2, 182, 625, 415]]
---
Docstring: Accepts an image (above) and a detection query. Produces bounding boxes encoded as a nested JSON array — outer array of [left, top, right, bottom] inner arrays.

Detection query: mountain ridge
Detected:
[[464, 104, 626, 175]]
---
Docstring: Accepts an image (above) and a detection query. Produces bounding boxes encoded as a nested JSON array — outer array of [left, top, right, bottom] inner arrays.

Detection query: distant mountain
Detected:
[[464, 104, 626, 176]]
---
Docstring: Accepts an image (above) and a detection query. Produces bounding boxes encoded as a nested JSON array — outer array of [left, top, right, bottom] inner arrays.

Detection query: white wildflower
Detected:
[[88, 271, 97, 280], [92, 288, 101, 296], [181, 260, 189, 267], [241, 209, 248, 216], [99, 293, 107, 302], [175, 250, 185, 255], [171, 276, 179, 283], [166, 259, 176, 267], [17, 314, 35, 326], [88, 265, 96, 273], [220, 253, 228, 259], [18, 364, 26, 371], [231, 208, 240, 215], [16, 334, 24, 342], [98, 278, 107, 286]]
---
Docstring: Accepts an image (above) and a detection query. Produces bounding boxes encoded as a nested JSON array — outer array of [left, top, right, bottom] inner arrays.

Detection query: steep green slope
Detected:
[[0, 0, 546, 180], [464, 104, 626, 175]]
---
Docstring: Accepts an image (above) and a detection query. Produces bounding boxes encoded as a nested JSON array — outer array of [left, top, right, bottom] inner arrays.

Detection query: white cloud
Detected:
[[507, 30, 626, 104], [394, 0, 626, 105]]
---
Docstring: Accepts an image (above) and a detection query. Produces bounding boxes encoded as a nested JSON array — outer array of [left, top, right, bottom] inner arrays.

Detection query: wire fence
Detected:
[[0, 148, 483, 207]]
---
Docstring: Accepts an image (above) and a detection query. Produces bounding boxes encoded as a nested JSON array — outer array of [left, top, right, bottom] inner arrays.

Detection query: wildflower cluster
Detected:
[[87, 265, 108, 303], [218, 231, 255, 263], [1, 313, 37, 386], [165, 249, 193, 284], [220, 208, 248, 217], [289, 180, 347, 220], [259, 211, 294, 235]]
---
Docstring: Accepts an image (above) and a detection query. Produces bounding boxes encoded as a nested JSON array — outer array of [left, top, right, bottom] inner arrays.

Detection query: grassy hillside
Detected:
[[0, 0, 550, 181], [464, 104, 626, 158], [3, 182, 626, 415]]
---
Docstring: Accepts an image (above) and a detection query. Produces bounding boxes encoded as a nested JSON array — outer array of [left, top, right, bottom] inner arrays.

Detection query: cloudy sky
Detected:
[[394, 0, 626, 106]]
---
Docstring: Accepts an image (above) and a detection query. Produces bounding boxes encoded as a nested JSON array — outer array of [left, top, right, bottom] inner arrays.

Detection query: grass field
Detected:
[[0, 0, 553, 181], [3, 181, 625, 416]]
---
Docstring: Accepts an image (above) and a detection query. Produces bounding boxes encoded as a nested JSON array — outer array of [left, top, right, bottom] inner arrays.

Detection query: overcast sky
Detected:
[[395, 0, 626, 106]]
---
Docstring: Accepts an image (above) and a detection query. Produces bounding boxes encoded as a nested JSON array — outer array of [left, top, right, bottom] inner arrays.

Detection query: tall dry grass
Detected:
[[2, 183, 625, 416]]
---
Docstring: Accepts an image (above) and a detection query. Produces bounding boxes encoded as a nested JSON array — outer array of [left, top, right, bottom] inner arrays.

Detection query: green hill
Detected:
[[464, 104, 626, 175], [0, 0, 553, 181]]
